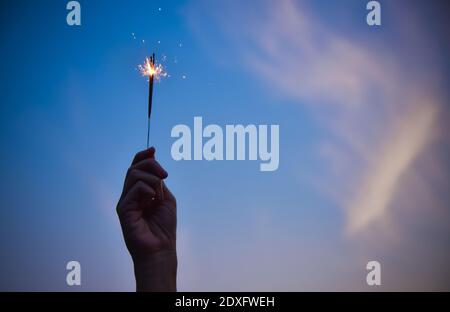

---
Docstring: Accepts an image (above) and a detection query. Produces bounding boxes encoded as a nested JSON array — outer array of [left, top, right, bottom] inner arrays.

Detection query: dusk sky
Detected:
[[0, 0, 449, 291]]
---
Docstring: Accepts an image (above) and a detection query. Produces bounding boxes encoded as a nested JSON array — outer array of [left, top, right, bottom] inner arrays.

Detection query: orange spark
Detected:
[[138, 57, 167, 80]]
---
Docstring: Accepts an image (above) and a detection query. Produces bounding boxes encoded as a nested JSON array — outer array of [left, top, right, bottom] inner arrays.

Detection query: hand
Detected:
[[117, 147, 177, 291]]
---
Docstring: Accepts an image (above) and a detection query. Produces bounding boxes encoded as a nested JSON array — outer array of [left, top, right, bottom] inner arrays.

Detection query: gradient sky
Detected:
[[0, 0, 449, 291]]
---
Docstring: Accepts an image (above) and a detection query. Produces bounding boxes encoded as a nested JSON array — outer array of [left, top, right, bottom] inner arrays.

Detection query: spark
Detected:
[[138, 57, 168, 80]]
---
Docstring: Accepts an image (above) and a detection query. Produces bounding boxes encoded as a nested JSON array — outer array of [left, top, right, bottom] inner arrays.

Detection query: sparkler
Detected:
[[146, 53, 154, 149], [138, 53, 167, 148]]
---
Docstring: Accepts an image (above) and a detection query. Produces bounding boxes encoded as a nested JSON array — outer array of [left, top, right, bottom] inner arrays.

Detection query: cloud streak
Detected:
[[346, 99, 438, 234], [187, 0, 446, 235]]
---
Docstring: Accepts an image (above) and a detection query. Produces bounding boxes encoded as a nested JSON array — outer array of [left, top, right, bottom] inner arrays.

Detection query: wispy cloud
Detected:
[[346, 99, 438, 234], [187, 0, 447, 236]]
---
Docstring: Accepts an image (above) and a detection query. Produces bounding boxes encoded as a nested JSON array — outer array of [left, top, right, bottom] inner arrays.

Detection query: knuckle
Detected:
[[135, 180, 146, 189], [126, 167, 133, 177], [116, 203, 123, 216], [127, 168, 139, 178]]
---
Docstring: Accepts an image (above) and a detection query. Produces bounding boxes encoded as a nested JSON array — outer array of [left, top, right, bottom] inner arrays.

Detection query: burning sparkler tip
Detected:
[[138, 53, 167, 80]]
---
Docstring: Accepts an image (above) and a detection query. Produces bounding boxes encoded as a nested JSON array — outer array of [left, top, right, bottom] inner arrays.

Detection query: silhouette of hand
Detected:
[[117, 147, 177, 291]]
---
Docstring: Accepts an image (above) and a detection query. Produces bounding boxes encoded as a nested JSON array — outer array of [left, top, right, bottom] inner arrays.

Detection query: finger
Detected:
[[117, 181, 156, 216], [125, 169, 164, 201], [162, 181, 176, 206], [131, 147, 155, 166], [131, 157, 168, 179]]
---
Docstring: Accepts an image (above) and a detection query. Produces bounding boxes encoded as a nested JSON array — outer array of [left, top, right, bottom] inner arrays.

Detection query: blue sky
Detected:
[[0, 0, 449, 291]]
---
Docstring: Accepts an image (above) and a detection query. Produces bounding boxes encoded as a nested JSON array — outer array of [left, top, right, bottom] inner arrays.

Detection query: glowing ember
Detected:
[[138, 57, 167, 80]]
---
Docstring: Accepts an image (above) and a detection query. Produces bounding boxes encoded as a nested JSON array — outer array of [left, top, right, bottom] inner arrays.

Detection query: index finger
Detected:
[[131, 147, 156, 166], [131, 157, 168, 179]]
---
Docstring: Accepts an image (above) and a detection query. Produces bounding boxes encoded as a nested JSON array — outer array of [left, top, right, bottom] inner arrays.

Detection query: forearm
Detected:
[[133, 251, 178, 292]]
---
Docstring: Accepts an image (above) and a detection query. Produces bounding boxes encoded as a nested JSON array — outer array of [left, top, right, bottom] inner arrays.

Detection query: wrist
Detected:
[[132, 250, 177, 292]]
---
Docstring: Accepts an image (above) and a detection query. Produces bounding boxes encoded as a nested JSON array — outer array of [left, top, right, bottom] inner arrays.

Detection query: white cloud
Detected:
[[187, 0, 445, 235], [346, 99, 438, 234]]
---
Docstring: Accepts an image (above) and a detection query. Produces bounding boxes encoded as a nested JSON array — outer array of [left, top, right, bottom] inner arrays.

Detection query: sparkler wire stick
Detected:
[[147, 53, 155, 148], [138, 52, 166, 199]]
